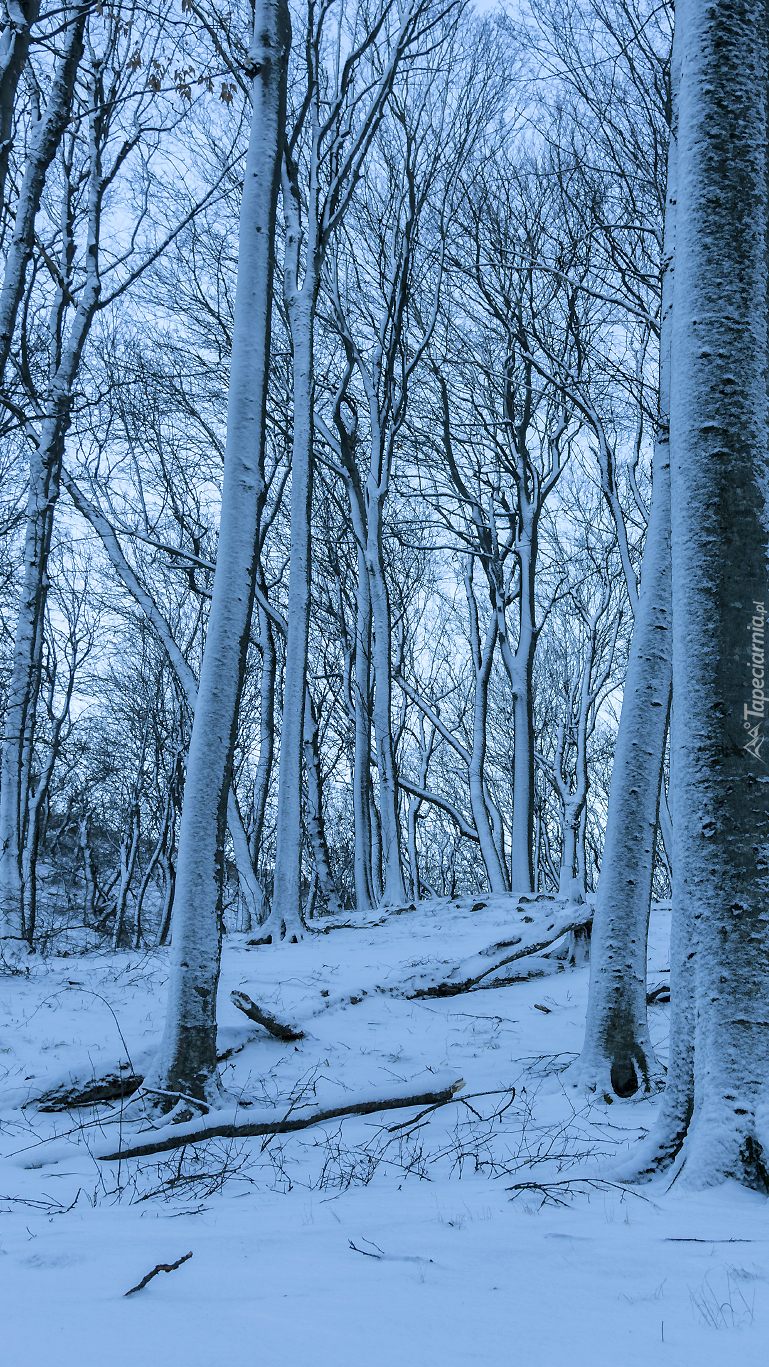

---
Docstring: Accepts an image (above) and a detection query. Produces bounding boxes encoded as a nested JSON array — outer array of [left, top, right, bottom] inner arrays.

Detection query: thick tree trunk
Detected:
[[636, 0, 769, 1188], [142, 0, 289, 1109]]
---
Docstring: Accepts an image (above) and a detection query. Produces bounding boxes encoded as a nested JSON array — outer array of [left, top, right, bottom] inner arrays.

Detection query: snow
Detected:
[[2, 897, 769, 1364]]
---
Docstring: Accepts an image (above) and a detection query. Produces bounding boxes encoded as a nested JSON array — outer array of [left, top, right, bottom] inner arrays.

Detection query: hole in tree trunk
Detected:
[[610, 1057, 638, 1098]]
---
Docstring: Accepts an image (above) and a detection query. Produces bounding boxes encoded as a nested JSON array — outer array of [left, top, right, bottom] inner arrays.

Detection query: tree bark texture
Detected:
[[143, 0, 290, 1107], [646, 0, 769, 1189]]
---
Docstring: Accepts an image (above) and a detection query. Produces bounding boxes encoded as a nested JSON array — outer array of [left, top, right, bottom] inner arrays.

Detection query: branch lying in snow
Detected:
[[124, 1252, 193, 1296], [400, 898, 593, 999], [36, 1071, 144, 1111], [33, 1038, 256, 1112], [98, 1080, 465, 1161], [230, 991, 305, 1041]]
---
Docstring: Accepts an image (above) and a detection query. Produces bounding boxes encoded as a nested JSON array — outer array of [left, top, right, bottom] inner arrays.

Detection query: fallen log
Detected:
[[98, 1078, 465, 1161], [230, 990, 304, 1041], [403, 901, 593, 999], [33, 1036, 255, 1112], [36, 1071, 144, 1112]]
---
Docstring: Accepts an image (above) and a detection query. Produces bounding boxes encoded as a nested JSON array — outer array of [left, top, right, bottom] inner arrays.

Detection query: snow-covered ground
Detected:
[[1, 897, 768, 1365]]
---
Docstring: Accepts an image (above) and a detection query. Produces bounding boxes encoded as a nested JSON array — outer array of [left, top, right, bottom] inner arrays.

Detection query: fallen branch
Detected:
[[34, 1038, 254, 1112], [124, 1251, 193, 1296], [404, 902, 593, 999], [36, 1071, 144, 1112], [99, 1079, 465, 1161], [230, 990, 305, 1041]]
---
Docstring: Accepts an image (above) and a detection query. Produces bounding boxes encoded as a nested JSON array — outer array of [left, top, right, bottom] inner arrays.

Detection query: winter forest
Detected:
[[0, 0, 768, 1360]]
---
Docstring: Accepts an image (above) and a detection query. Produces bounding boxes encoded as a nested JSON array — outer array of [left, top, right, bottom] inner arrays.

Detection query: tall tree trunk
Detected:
[[366, 516, 406, 905], [577, 27, 678, 1100], [0, 2, 86, 379], [112, 795, 141, 950], [0, 0, 39, 209], [465, 570, 508, 892], [303, 691, 343, 915], [353, 550, 375, 911], [495, 534, 536, 893], [142, 0, 290, 1110], [249, 601, 275, 869], [631, 0, 769, 1188], [268, 296, 315, 940]]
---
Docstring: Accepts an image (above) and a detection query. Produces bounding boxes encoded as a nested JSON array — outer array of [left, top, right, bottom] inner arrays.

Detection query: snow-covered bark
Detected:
[[634, 0, 769, 1188], [494, 513, 539, 893], [112, 789, 141, 950], [142, 0, 290, 1109], [0, 1, 87, 381], [575, 25, 679, 1100], [248, 600, 275, 871], [577, 451, 672, 1096], [353, 550, 375, 911], [303, 692, 343, 916], [0, 0, 38, 210], [270, 0, 440, 933], [0, 92, 103, 944], [268, 287, 314, 941], [465, 565, 508, 893]]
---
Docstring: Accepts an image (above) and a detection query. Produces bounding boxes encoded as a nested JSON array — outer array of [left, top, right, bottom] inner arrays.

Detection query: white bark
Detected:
[[142, 0, 290, 1108], [634, 0, 769, 1188], [0, 0, 38, 214], [465, 566, 508, 892], [0, 2, 87, 380]]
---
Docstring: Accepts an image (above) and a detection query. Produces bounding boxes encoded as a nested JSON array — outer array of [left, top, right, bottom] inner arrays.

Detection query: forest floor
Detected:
[[1, 896, 768, 1366]]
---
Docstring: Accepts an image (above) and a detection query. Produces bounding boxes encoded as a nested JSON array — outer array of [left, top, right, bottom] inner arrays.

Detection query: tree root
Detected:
[[98, 1079, 465, 1161], [230, 990, 304, 1041]]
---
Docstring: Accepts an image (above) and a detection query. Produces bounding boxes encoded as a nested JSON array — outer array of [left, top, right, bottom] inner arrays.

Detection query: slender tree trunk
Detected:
[[0, 426, 64, 940], [577, 52, 677, 1100], [366, 514, 406, 905], [0, 2, 86, 379], [249, 601, 275, 868], [142, 0, 290, 1110], [632, 0, 769, 1188], [0, 0, 39, 210], [156, 844, 176, 947], [268, 297, 315, 940], [353, 550, 374, 911], [303, 692, 343, 915], [407, 795, 421, 901], [466, 573, 508, 893], [78, 812, 96, 925], [496, 535, 536, 893], [112, 796, 140, 949]]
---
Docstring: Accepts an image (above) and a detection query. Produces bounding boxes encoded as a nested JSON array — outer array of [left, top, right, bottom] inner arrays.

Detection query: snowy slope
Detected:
[[1, 897, 768, 1365]]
